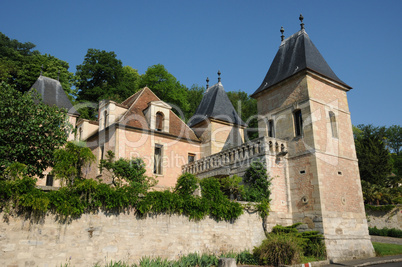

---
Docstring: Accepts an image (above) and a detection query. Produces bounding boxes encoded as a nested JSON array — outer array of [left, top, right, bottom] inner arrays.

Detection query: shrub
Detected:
[[365, 204, 395, 212], [369, 226, 402, 238], [218, 175, 244, 200], [53, 141, 96, 186], [271, 224, 326, 259], [101, 151, 156, 189], [174, 173, 199, 196], [253, 233, 302, 266], [199, 177, 243, 221], [236, 250, 258, 265]]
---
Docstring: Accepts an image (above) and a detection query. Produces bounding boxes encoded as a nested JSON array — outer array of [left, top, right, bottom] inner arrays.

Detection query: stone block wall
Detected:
[[366, 205, 402, 230], [0, 211, 265, 267]]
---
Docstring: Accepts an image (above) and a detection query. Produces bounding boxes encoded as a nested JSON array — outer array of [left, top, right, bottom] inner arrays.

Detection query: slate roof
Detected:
[[30, 75, 79, 115], [188, 82, 246, 127], [252, 29, 351, 97]]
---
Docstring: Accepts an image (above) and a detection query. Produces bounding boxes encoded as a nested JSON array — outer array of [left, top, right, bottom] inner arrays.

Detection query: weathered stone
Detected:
[[0, 211, 265, 266], [218, 258, 236, 267]]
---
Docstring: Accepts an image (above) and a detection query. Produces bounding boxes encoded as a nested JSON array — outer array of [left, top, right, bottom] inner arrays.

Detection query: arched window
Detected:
[[329, 111, 338, 138], [294, 110, 303, 137], [155, 112, 164, 131]]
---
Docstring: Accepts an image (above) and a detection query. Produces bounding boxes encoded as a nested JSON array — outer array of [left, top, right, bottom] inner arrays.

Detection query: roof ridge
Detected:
[[118, 88, 146, 123]]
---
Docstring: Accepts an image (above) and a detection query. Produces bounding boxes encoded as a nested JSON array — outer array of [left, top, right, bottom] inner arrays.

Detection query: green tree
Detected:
[[101, 151, 156, 189], [186, 84, 205, 120], [52, 141, 96, 186], [0, 32, 74, 97], [355, 124, 392, 186], [76, 48, 123, 102], [0, 82, 70, 177], [75, 49, 141, 103], [97, 65, 141, 103], [218, 175, 244, 200], [386, 125, 402, 155], [138, 64, 189, 118], [227, 90, 258, 140], [75, 49, 141, 119]]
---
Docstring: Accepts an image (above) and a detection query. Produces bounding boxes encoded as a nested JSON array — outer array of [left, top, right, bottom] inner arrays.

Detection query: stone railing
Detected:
[[182, 136, 287, 175]]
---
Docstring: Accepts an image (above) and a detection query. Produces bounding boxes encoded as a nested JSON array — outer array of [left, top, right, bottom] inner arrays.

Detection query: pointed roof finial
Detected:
[[299, 14, 305, 30], [40, 64, 43, 75], [217, 70, 221, 82], [57, 70, 60, 81], [206, 77, 209, 89], [280, 26, 285, 41]]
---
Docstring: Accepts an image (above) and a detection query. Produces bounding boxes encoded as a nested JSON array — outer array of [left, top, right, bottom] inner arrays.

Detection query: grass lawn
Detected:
[[372, 242, 402, 257]]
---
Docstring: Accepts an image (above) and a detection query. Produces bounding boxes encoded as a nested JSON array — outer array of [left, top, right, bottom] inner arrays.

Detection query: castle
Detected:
[[32, 18, 374, 261]]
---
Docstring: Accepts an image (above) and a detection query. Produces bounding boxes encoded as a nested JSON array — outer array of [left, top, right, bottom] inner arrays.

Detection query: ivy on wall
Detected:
[[0, 158, 271, 222]]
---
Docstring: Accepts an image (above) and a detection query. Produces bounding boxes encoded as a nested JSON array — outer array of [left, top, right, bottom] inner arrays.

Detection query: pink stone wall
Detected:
[[117, 128, 201, 188]]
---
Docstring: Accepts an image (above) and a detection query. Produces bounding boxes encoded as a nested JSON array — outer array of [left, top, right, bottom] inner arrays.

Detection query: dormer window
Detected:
[[155, 112, 164, 132]]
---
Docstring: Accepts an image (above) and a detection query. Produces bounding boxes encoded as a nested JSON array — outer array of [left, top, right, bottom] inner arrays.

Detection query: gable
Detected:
[[119, 87, 200, 142]]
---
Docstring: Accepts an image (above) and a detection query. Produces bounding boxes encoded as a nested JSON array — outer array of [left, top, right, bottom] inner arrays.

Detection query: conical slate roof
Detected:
[[188, 82, 246, 127], [252, 29, 351, 97], [30, 75, 79, 116]]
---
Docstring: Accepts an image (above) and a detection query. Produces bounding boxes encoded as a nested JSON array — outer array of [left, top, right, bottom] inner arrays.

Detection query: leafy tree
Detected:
[[101, 150, 156, 190], [75, 49, 141, 103], [75, 48, 124, 102], [52, 141, 96, 186], [174, 173, 199, 196], [227, 91, 258, 140], [386, 125, 402, 155], [75, 49, 141, 119], [0, 82, 70, 177], [218, 175, 244, 200], [0, 32, 74, 97], [186, 84, 205, 121], [355, 124, 392, 186], [1, 162, 28, 181], [138, 64, 189, 118]]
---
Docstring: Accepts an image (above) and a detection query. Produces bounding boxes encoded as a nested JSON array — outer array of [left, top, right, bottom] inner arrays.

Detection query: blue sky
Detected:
[[1, 0, 401, 127]]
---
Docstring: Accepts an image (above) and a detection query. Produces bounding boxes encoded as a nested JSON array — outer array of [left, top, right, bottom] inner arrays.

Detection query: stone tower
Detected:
[[251, 20, 375, 260]]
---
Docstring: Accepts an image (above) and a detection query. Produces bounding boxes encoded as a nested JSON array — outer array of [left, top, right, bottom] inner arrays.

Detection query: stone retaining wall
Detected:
[[0, 211, 265, 267], [366, 205, 402, 230]]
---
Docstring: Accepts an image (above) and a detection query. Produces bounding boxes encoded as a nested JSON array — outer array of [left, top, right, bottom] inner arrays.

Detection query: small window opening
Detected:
[[154, 145, 163, 174], [188, 153, 195, 163], [338, 171, 342, 175], [329, 111, 338, 138], [46, 174, 54, 186], [294, 110, 303, 137], [300, 170, 306, 174], [268, 120, 275, 138], [155, 112, 164, 132], [99, 145, 104, 174], [79, 127, 83, 140], [104, 111, 108, 129]]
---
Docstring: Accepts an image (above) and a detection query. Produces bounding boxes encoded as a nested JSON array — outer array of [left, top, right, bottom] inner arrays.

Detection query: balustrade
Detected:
[[182, 136, 287, 175]]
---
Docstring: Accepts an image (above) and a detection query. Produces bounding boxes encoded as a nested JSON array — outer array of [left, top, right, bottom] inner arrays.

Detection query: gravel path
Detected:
[[370, 235, 402, 245]]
